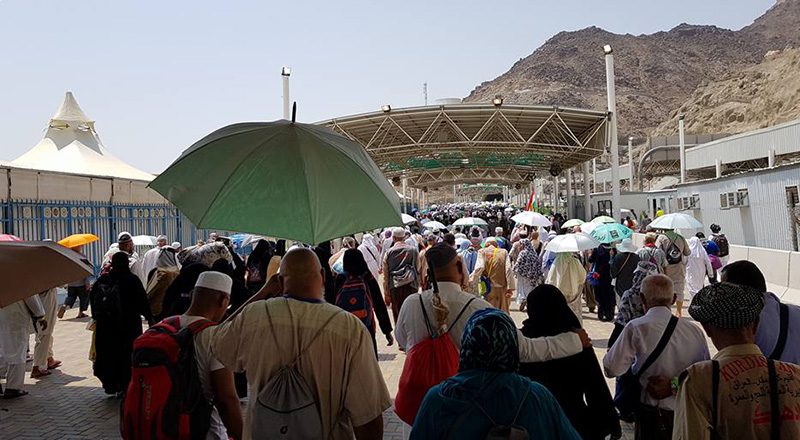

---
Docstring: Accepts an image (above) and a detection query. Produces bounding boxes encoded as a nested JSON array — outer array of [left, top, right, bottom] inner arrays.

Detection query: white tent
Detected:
[[11, 92, 154, 181]]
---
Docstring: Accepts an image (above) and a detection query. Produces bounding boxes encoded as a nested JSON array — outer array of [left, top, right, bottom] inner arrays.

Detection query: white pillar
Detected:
[[281, 67, 291, 120], [604, 45, 621, 222], [679, 115, 686, 184], [715, 159, 722, 178], [566, 169, 573, 219], [769, 148, 776, 168], [628, 137, 634, 191], [583, 161, 591, 220], [553, 176, 560, 213], [402, 178, 408, 213], [592, 158, 597, 193]]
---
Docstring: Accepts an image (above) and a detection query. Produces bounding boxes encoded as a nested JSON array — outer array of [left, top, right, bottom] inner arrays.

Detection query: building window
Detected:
[[787, 186, 799, 207]]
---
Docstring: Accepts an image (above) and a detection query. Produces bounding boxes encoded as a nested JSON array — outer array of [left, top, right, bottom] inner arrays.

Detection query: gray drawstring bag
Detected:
[[252, 299, 339, 439]]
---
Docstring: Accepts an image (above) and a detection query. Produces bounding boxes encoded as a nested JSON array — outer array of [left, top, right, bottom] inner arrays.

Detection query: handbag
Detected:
[[478, 249, 500, 298], [614, 315, 679, 421], [586, 262, 601, 287]]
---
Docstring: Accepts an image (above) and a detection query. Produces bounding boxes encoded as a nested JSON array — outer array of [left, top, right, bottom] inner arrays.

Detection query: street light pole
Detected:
[[604, 45, 621, 222], [281, 67, 291, 120]]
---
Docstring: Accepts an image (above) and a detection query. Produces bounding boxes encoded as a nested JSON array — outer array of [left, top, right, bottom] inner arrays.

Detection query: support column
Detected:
[[769, 148, 776, 168], [628, 137, 634, 191], [715, 160, 722, 178], [583, 161, 591, 220], [401, 177, 408, 213], [553, 176, 560, 213], [566, 169, 573, 219], [592, 158, 597, 193], [679, 115, 686, 184], [605, 46, 621, 222]]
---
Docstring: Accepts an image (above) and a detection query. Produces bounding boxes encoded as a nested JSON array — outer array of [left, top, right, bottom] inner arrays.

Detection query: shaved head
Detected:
[[279, 248, 324, 299]]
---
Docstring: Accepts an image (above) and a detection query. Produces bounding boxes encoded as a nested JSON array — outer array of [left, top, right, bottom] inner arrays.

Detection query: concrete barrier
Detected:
[[632, 235, 800, 306]]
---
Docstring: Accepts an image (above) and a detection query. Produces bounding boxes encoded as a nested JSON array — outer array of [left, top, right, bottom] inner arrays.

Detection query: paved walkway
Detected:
[[0, 298, 657, 439]]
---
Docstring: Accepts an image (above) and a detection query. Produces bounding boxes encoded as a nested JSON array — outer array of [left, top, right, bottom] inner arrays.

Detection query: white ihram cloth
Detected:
[[0, 295, 45, 390], [685, 237, 713, 299], [358, 234, 381, 281], [140, 246, 162, 286], [33, 288, 58, 369], [546, 253, 587, 324], [603, 306, 710, 410]]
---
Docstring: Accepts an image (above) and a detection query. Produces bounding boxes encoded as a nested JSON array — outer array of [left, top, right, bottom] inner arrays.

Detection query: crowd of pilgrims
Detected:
[[3, 203, 800, 440]]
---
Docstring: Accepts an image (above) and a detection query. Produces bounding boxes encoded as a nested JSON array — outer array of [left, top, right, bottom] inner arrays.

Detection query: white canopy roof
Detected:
[[11, 92, 154, 181]]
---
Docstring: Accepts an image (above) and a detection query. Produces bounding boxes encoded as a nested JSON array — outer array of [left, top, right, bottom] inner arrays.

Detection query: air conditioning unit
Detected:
[[736, 189, 750, 207]]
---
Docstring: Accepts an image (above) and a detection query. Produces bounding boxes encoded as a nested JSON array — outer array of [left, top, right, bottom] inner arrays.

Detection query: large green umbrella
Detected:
[[150, 120, 401, 244], [589, 222, 632, 244]]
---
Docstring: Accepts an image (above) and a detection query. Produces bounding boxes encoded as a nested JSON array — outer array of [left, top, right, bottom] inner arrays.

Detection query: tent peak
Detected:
[[51, 91, 92, 123]]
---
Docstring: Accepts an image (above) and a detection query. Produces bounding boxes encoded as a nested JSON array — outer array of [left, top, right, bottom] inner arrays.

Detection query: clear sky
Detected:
[[0, 0, 775, 173]]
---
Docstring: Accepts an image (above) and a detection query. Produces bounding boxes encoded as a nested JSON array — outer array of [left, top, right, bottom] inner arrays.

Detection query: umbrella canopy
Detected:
[[545, 233, 601, 253], [401, 213, 417, 225], [58, 233, 99, 249], [422, 221, 447, 231], [649, 213, 704, 230], [0, 234, 22, 242], [132, 235, 158, 246], [453, 217, 489, 227], [150, 120, 401, 245], [589, 223, 633, 244], [561, 219, 585, 229], [0, 241, 93, 307], [511, 211, 551, 228], [591, 215, 617, 224], [579, 221, 599, 235]]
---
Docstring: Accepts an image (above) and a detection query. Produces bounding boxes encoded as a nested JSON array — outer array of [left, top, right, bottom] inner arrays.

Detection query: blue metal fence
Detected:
[[0, 199, 206, 274]]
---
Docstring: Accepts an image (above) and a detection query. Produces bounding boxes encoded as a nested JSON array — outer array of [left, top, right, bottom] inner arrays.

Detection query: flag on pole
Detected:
[[526, 188, 535, 211]]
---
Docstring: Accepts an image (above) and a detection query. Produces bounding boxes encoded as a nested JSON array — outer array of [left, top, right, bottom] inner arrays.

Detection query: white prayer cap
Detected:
[[171, 241, 182, 250], [195, 271, 232, 296], [392, 227, 406, 238], [156, 235, 168, 242], [118, 232, 132, 243]]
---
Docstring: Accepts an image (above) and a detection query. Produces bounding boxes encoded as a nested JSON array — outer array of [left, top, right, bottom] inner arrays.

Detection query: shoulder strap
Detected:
[[770, 303, 790, 360], [711, 360, 720, 440], [419, 295, 435, 339], [187, 318, 217, 334], [636, 315, 679, 378], [768, 359, 781, 440], [265, 298, 340, 367], [161, 316, 182, 332], [446, 297, 477, 334]]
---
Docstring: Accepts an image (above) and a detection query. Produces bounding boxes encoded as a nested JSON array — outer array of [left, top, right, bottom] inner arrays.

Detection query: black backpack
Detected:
[[92, 280, 123, 322], [665, 238, 683, 265], [713, 234, 730, 258]]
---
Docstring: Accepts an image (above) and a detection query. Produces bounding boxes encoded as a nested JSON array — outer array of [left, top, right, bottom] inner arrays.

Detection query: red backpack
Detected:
[[394, 295, 476, 425], [122, 316, 216, 440]]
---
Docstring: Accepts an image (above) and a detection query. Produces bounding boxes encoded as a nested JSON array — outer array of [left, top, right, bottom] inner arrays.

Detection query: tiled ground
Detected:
[[0, 296, 679, 439]]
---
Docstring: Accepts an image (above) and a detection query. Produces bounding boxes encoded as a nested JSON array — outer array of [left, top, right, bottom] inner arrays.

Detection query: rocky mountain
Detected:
[[464, 0, 800, 138], [654, 47, 800, 135]]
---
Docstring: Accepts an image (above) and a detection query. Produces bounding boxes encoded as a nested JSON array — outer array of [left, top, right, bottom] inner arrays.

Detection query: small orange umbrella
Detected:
[[58, 233, 99, 249]]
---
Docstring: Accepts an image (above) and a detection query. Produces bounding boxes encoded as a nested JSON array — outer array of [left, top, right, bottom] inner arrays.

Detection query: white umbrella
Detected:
[[650, 213, 704, 230], [545, 232, 601, 253], [561, 218, 585, 229], [579, 221, 599, 235], [422, 221, 447, 230], [132, 235, 158, 246], [453, 217, 489, 227], [401, 213, 417, 225], [511, 211, 551, 227], [591, 216, 617, 224]]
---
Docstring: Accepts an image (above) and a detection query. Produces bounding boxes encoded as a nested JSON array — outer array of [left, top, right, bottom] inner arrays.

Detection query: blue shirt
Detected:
[[756, 292, 800, 364], [410, 370, 581, 440]]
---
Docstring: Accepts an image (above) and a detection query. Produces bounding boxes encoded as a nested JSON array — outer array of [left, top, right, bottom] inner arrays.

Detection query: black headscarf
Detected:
[[521, 284, 581, 338], [248, 240, 272, 270], [111, 251, 130, 273], [275, 240, 287, 257], [343, 248, 369, 277], [211, 259, 253, 313], [162, 263, 209, 317]]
